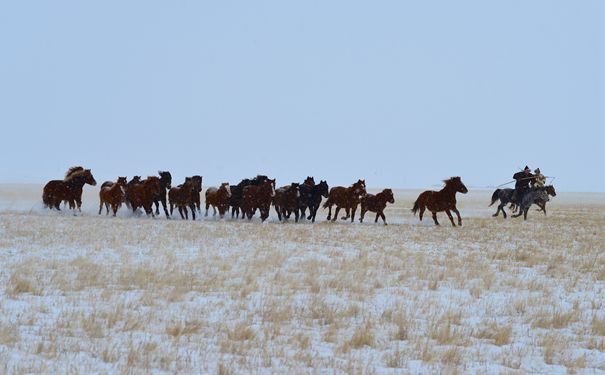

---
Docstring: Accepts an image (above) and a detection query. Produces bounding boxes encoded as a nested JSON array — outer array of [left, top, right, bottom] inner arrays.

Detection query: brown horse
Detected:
[[241, 179, 276, 222], [190, 175, 203, 213], [323, 179, 366, 222], [126, 176, 161, 217], [43, 167, 97, 211], [273, 183, 300, 222], [169, 177, 197, 220], [99, 177, 127, 216], [205, 183, 231, 218], [412, 177, 468, 226], [359, 188, 395, 225]]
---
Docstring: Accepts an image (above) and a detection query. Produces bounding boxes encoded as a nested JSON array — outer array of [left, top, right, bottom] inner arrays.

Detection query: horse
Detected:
[[43, 167, 97, 211], [359, 188, 395, 225], [323, 179, 366, 222], [297, 177, 316, 219], [489, 188, 515, 218], [205, 183, 231, 218], [190, 175, 203, 213], [306, 180, 329, 223], [168, 177, 197, 220], [273, 183, 300, 222], [126, 176, 161, 217], [412, 177, 468, 226], [124, 176, 141, 209], [99, 177, 127, 216], [241, 178, 276, 222], [510, 185, 557, 215], [512, 188, 552, 220], [152, 171, 172, 218], [229, 175, 270, 219]]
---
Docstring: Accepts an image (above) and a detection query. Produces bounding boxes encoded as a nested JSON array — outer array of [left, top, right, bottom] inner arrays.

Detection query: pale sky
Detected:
[[1, 1, 603, 191]]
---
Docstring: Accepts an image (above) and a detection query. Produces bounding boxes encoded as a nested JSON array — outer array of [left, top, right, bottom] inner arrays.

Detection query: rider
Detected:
[[512, 166, 534, 204], [533, 168, 546, 189]]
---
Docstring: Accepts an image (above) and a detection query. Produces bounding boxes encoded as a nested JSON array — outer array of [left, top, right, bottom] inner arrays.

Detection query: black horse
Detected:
[[489, 188, 515, 218], [153, 171, 172, 218], [306, 180, 329, 223]]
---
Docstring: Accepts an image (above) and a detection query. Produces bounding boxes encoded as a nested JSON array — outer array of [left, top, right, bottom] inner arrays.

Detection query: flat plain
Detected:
[[0, 184, 604, 374]]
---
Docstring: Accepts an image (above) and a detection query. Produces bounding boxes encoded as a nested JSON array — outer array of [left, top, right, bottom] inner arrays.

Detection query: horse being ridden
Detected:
[[241, 178, 276, 222], [359, 188, 395, 225], [513, 188, 551, 220], [273, 183, 301, 222], [205, 183, 231, 218], [510, 185, 557, 215], [127, 176, 161, 217], [169, 177, 197, 220], [99, 177, 127, 216], [323, 179, 366, 223], [412, 177, 468, 226], [43, 167, 97, 211]]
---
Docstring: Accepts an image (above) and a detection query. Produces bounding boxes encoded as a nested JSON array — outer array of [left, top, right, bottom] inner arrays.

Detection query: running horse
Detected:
[[306, 180, 329, 223], [99, 177, 127, 216], [412, 177, 468, 226], [205, 182, 231, 218], [241, 178, 276, 222], [273, 183, 301, 222], [153, 171, 172, 219], [169, 177, 197, 220], [126, 176, 161, 217], [359, 188, 395, 225], [42, 167, 97, 211], [323, 179, 366, 222]]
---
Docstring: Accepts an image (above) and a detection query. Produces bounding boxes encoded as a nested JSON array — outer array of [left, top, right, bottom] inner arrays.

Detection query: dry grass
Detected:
[[0, 187, 604, 373]]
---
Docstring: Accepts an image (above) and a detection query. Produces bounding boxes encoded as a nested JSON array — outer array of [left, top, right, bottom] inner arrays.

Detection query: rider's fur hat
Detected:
[[524, 166, 530, 171], [534, 168, 541, 174]]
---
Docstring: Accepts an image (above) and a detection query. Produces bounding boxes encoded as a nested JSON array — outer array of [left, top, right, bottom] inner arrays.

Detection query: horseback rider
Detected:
[[533, 168, 546, 189], [511, 166, 534, 204]]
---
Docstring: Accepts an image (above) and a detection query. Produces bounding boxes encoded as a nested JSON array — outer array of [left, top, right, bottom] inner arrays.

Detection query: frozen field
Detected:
[[1, 184, 604, 374]]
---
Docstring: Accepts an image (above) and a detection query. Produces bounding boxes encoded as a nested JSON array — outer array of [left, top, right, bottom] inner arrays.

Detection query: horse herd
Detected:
[[41, 167, 556, 225]]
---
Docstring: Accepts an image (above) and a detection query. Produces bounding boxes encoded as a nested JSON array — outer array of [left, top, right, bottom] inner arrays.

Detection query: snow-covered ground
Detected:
[[1, 184, 604, 373]]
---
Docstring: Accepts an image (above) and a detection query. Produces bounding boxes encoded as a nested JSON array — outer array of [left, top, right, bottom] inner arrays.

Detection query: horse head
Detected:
[[117, 177, 127, 188], [145, 176, 162, 196], [318, 180, 329, 198], [158, 171, 172, 189], [353, 179, 367, 197], [304, 176, 315, 186], [84, 169, 97, 186], [129, 176, 141, 186], [446, 176, 467, 194], [545, 185, 556, 197], [290, 183, 300, 198], [221, 182, 232, 198], [384, 188, 395, 204], [191, 175, 203, 192]]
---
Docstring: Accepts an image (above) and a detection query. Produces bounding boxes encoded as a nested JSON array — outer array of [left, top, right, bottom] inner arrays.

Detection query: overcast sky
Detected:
[[0, 1, 602, 191]]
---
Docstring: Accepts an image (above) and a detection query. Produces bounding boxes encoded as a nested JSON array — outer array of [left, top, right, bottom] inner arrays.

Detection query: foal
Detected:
[[99, 177, 127, 216], [359, 188, 395, 225]]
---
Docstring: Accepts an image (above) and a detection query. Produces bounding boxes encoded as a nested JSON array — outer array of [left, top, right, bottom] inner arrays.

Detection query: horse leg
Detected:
[[105, 202, 110, 215], [294, 209, 299, 223], [99, 199, 103, 215], [452, 207, 462, 226], [326, 204, 332, 221], [374, 212, 380, 223], [162, 198, 170, 219], [213, 205, 217, 216], [341, 207, 350, 221], [205, 202, 210, 217], [445, 209, 456, 226], [359, 208, 366, 223], [112, 203, 118, 216], [381, 212, 387, 225], [350, 205, 357, 223], [332, 207, 341, 222], [190, 204, 196, 221], [154, 200, 160, 215], [419, 206, 425, 221], [431, 211, 440, 226]]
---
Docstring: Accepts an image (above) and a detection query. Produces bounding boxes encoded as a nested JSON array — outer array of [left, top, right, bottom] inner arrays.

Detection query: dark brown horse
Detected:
[[273, 183, 300, 222], [359, 188, 395, 225], [126, 176, 161, 217], [99, 177, 127, 216], [190, 175, 203, 213], [412, 177, 468, 226], [205, 183, 231, 218], [323, 179, 366, 222], [151, 171, 172, 218], [229, 175, 270, 219], [124, 176, 141, 209], [241, 178, 276, 222], [43, 167, 97, 211], [168, 177, 197, 220]]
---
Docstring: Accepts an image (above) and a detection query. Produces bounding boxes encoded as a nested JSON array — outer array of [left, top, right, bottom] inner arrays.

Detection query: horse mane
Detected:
[[64, 167, 88, 182], [64, 166, 84, 180], [443, 176, 460, 186]]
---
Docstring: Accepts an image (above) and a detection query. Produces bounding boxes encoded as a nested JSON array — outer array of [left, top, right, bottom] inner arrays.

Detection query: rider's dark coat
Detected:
[[513, 171, 534, 193]]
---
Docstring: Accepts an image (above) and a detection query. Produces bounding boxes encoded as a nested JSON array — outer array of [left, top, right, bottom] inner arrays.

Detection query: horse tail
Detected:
[[322, 197, 331, 209], [411, 199, 420, 215], [489, 189, 500, 206]]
